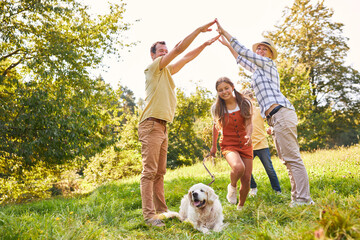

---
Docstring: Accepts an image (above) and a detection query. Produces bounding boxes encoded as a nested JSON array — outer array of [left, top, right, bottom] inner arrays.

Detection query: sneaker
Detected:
[[290, 200, 315, 208], [236, 205, 243, 211], [275, 191, 282, 195], [249, 188, 258, 197], [145, 218, 165, 227], [227, 184, 237, 204]]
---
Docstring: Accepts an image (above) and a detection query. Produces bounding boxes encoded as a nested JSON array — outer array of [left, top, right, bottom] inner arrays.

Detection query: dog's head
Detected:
[[187, 183, 218, 209]]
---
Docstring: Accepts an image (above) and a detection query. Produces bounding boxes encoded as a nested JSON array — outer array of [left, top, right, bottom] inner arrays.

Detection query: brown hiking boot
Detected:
[[145, 218, 165, 227]]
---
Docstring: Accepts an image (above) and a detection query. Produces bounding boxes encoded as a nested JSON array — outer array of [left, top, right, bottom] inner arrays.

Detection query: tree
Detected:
[[116, 84, 136, 125], [0, 0, 132, 165], [0, 0, 133, 202], [264, 0, 360, 149], [83, 109, 142, 185], [167, 86, 214, 168]]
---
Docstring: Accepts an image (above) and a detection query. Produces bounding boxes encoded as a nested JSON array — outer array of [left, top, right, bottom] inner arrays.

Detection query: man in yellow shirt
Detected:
[[138, 20, 219, 227], [243, 90, 281, 196]]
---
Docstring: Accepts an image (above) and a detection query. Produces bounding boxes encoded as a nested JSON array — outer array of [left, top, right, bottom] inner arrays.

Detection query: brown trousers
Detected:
[[138, 120, 168, 220]]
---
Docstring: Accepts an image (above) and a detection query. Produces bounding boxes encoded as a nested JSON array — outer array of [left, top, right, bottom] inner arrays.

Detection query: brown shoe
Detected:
[[145, 218, 165, 227]]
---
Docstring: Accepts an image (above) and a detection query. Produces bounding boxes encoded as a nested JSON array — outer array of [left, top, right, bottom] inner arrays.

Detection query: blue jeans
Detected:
[[250, 148, 281, 192]]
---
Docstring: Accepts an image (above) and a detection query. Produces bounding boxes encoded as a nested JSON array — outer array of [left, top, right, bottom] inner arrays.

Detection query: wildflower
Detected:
[[56, 217, 60, 221]]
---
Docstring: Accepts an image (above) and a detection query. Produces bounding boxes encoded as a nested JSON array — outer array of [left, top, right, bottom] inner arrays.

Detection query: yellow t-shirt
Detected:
[[252, 106, 269, 150], [139, 57, 177, 123]]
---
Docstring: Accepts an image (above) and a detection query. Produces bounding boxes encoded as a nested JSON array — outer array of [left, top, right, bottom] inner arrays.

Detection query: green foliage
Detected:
[[83, 109, 142, 185], [117, 85, 137, 117], [0, 155, 56, 204], [0, 77, 121, 202], [276, 58, 336, 149], [266, 0, 358, 109], [0, 0, 133, 203], [327, 109, 360, 147], [2, 77, 119, 165], [0, 0, 132, 80], [0, 145, 359, 239], [167, 86, 214, 168], [82, 85, 215, 184], [117, 109, 142, 151], [1, 0, 131, 165], [83, 147, 142, 185], [264, 0, 360, 149], [193, 115, 214, 152]]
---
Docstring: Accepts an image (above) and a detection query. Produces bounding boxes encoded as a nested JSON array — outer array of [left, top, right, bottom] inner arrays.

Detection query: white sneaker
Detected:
[[226, 184, 237, 204], [249, 188, 258, 197], [290, 200, 315, 208], [236, 205, 243, 211]]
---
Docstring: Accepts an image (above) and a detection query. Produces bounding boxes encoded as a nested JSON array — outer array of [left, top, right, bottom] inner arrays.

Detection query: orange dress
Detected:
[[219, 110, 253, 159]]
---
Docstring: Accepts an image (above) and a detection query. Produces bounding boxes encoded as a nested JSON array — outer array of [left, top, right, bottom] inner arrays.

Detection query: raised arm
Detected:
[[217, 19, 270, 71], [159, 20, 216, 70], [215, 18, 233, 43], [171, 35, 220, 75], [218, 36, 239, 60], [216, 20, 256, 73], [230, 38, 273, 70]]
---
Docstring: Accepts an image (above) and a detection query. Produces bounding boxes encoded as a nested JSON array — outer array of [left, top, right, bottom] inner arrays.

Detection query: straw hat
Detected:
[[252, 38, 278, 60]]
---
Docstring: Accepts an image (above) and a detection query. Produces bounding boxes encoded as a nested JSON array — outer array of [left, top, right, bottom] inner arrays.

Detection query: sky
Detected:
[[83, 0, 360, 100]]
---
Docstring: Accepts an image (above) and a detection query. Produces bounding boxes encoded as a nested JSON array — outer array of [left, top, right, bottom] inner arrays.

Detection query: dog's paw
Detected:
[[222, 222, 229, 230], [199, 227, 210, 234], [159, 211, 180, 220], [213, 222, 227, 232]]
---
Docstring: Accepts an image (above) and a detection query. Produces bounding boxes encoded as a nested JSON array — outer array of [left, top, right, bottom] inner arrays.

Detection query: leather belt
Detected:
[[146, 117, 167, 126], [266, 105, 283, 119]]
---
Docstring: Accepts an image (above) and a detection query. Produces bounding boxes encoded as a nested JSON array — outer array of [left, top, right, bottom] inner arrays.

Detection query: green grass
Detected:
[[0, 145, 359, 239]]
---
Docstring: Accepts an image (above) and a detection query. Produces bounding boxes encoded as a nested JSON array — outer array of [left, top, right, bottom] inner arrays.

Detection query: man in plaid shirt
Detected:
[[216, 19, 313, 207]]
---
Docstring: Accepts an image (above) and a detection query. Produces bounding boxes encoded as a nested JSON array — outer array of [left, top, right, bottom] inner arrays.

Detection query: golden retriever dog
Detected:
[[178, 183, 224, 234]]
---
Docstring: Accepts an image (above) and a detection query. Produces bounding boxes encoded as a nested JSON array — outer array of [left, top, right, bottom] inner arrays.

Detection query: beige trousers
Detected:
[[268, 107, 312, 202], [138, 120, 168, 220]]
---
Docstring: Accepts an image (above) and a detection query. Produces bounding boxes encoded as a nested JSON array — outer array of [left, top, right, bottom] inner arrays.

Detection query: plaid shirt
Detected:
[[230, 38, 294, 118]]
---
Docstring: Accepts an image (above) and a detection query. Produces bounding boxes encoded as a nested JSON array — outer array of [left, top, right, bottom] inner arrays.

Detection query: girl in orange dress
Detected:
[[210, 77, 253, 210]]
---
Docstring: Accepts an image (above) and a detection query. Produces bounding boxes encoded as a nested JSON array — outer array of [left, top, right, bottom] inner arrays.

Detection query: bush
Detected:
[[84, 146, 142, 185], [0, 155, 57, 204]]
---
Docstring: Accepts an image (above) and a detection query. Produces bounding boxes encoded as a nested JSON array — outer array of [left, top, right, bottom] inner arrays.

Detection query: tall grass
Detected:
[[0, 145, 359, 239]]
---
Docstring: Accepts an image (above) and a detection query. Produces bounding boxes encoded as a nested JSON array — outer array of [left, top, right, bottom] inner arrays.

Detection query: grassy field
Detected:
[[0, 145, 359, 239]]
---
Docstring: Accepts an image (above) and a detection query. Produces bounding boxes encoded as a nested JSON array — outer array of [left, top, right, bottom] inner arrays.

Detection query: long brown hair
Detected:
[[213, 77, 252, 130]]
